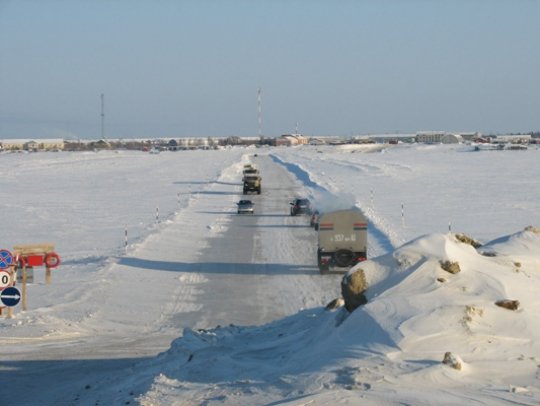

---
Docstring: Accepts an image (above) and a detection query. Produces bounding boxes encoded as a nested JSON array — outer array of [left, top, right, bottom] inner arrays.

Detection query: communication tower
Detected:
[[257, 88, 262, 138], [101, 93, 105, 140]]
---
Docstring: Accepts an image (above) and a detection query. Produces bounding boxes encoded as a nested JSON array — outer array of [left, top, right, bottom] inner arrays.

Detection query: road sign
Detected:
[[0, 270, 12, 289], [0, 249, 14, 269], [16, 267, 34, 284], [1, 286, 21, 307]]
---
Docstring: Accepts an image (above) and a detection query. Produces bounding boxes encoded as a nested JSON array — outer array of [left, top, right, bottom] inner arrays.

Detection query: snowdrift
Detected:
[[137, 228, 540, 404]]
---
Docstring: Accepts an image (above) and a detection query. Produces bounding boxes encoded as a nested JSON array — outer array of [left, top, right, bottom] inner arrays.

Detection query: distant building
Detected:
[[459, 132, 482, 142], [90, 139, 111, 149], [364, 134, 416, 144], [441, 133, 464, 144], [493, 134, 531, 144], [308, 138, 326, 145], [0, 138, 64, 151], [276, 134, 309, 146], [168, 139, 178, 151], [416, 131, 447, 144]]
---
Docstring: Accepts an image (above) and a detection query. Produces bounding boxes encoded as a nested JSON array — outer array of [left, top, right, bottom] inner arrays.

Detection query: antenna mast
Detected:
[[100, 93, 105, 140], [257, 88, 262, 138]]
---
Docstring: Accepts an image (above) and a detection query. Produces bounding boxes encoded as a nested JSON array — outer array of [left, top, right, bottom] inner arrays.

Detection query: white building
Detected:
[[415, 131, 447, 144], [441, 133, 464, 144], [493, 134, 531, 144], [0, 138, 65, 151]]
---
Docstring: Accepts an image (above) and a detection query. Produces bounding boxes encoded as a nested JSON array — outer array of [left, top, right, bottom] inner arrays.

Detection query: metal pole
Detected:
[[101, 93, 105, 140], [257, 88, 262, 138]]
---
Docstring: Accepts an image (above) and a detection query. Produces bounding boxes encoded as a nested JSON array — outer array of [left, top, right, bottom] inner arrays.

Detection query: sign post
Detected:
[[45, 265, 51, 285], [11, 244, 61, 312], [0, 249, 14, 318], [22, 263, 28, 310], [1, 286, 22, 307]]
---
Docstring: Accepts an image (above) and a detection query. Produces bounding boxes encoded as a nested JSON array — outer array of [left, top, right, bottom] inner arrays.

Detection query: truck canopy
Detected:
[[318, 208, 368, 252]]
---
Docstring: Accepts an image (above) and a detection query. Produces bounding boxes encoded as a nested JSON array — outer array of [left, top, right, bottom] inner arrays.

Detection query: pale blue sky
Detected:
[[1, 0, 539, 139]]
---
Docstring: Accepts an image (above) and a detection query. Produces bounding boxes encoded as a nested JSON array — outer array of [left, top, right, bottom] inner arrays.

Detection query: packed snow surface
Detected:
[[1, 144, 540, 405]]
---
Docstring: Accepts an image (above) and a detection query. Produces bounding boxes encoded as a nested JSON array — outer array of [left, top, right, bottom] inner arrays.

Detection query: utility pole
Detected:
[[100, 93, 105, 140], [257, 88, 262, 138]]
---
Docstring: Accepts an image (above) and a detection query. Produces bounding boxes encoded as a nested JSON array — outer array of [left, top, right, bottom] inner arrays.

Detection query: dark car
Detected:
[[237, 199, 254, 214], [290, 198, 312, 216]]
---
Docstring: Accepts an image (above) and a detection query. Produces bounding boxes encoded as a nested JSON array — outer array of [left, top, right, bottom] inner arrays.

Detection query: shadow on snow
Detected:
[[173, 180, 241, 186], [118, 257, 318, 275], [0, 357, 152, 406]]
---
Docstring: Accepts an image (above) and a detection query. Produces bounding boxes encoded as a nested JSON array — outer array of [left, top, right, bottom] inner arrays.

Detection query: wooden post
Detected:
[[13, 243, 56, 286], [45, 266, 52, 285], [7, 307, 13, 319], [22, 264, 28, 311]]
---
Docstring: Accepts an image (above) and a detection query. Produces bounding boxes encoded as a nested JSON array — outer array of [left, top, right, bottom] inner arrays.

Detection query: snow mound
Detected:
[[135, 230, 540, 404], [333, 143, 388, 153], [482, 226, 540, 257]]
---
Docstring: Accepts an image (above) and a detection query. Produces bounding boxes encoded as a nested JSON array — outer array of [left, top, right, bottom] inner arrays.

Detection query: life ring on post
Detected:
[[44, 252, 61, 268]]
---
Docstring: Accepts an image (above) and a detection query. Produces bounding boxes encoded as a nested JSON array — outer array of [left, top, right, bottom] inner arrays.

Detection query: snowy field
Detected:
[[1, 144, 540, 405]]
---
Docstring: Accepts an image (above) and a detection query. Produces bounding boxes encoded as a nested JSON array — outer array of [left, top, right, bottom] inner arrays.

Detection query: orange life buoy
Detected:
[[44, 252, 61, 268]]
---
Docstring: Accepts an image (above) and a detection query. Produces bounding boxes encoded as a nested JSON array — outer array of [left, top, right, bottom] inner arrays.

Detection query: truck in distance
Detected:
[[243, 174, 261, 194], [241, 163, 261, 194]]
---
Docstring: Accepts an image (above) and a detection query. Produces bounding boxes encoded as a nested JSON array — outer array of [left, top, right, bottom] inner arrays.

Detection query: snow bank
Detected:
[[137, 229, 540, 404]]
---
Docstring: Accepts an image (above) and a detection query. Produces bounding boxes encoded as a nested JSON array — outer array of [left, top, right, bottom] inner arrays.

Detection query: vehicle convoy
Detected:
[[241, 164, 262, 194], [317, 208, 368, 273], [290, 198, 312, 216]]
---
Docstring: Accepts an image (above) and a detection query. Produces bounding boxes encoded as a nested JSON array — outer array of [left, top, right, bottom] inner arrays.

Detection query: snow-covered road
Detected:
[[4, 146, 540, 405], [1, 152, 343, 405]]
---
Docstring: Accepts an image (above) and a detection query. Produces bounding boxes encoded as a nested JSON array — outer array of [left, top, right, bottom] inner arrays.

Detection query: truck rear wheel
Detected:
[[335, 249, 354, 267]]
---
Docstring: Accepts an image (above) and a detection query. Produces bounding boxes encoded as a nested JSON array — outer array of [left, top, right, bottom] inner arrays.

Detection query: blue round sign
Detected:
[[1, 286, 21, 307], [0, 250, 14, 269]]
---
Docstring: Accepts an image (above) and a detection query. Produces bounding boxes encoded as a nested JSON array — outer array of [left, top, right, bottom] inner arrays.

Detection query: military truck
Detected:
[[243, 167, 259, 177], [317, 208, 368, 273], [243, 174, 261, 194]]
